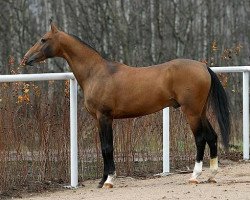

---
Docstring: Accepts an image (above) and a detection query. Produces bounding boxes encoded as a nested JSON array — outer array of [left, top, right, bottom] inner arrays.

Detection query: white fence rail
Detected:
[[0, 66, 250, 187]]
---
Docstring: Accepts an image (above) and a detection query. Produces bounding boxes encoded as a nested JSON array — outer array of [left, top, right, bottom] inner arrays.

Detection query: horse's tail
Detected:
[[207, 67, 230, 149]]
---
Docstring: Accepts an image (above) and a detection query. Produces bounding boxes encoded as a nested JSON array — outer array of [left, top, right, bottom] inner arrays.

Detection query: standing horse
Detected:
[[21, 24, 230, 188]]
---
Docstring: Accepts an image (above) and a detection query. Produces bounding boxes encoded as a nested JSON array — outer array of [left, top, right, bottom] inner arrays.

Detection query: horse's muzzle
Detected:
[[21, 52, 41, 66]]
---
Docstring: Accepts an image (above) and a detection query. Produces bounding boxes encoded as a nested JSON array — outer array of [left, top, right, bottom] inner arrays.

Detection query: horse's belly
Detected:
[[113, 96, 171, 119], [113, 107, 164, 119]]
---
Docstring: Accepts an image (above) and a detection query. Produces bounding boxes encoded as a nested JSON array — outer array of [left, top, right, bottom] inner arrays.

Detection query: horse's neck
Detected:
[[60, 34, 105, 87]]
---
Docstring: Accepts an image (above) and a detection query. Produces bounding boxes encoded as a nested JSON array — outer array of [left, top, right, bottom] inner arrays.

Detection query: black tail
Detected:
[[207, 67, 230, 149]]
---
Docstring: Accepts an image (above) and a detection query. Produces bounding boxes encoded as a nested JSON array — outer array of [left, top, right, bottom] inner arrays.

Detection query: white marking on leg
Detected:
[[189, 161, 203, 182], [103, 172, 116, 188], [209, 157, 218, 182]]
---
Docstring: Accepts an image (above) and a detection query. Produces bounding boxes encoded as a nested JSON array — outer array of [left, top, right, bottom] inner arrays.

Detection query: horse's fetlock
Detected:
[[191, 161, 203, 179]]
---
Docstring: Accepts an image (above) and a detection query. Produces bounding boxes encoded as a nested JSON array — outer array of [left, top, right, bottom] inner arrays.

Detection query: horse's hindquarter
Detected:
[[169, 59, 211, 115]]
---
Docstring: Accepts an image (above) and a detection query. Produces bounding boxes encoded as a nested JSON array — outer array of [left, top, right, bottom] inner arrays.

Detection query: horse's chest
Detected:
[[84, 98, 98, 116], [83, 82, 115, 116], [84, 97, 113, 117]]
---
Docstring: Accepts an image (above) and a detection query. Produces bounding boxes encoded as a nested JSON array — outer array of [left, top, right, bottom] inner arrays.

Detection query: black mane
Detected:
[[69, 34, 100, 54]]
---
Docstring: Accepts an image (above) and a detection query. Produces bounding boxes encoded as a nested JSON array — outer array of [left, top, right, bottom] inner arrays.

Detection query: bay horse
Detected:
[[21, 23, 230, 188]]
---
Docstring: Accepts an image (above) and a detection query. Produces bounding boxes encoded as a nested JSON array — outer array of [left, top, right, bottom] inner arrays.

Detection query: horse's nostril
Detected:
[[26, 58, 35, 66]]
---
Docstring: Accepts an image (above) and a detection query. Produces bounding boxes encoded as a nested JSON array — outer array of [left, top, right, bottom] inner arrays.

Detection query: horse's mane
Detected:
[[69, 34, 100, 54]]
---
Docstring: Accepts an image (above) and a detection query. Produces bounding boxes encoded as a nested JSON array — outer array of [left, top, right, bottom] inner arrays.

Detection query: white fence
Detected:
[[0, 73, 78, 187], [0, 66, 250, 187]]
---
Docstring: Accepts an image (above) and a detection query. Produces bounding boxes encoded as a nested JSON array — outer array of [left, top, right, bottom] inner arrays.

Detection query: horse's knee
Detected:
[[102, 144, 113, 155]]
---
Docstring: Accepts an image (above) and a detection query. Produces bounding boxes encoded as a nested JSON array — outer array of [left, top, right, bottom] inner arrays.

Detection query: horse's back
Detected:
[[109, 59, 211, 118]]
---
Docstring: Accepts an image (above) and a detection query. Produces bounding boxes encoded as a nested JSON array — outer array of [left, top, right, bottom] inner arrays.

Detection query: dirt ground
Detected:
[[14, 160, 250, 200]]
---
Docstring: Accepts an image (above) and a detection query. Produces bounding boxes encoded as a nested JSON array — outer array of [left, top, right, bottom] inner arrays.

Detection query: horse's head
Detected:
[[21, 23, 61, 66]]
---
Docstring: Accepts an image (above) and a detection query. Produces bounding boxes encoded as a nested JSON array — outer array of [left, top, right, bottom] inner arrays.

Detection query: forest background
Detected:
[[0, 0, 249, 194]]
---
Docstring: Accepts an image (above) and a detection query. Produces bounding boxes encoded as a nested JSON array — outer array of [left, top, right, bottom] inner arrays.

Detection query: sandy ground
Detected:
[[15, 161, 250, 200]]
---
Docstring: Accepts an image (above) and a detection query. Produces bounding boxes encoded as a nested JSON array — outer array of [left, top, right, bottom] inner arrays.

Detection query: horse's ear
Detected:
[[51, 23, 59, 34]]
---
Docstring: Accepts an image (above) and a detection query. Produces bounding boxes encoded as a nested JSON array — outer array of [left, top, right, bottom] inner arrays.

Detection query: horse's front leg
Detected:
[[97, 114, 116, 188]]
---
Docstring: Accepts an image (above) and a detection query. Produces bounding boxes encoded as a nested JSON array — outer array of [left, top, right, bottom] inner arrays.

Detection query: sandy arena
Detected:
[[15, 161, 250, 200]]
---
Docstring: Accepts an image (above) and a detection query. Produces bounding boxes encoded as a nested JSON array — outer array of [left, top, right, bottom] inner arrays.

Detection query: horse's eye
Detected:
[[41, 38, 46, 43]]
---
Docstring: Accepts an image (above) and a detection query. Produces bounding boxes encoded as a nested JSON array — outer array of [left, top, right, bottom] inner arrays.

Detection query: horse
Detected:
[[21, 23, 230, 188]]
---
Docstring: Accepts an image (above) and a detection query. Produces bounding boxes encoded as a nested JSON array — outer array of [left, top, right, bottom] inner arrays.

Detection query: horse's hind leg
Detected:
[[184, 113, 207, 184], [203, 119, 218, 183], [186, 113, 219, 184], [97, 114, 116, 188]]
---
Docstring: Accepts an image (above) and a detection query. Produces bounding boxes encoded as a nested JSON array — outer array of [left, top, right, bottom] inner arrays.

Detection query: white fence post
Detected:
[[163, 108, 170, 174], [243, 72, 250, 160], [70, 78, 78, 187]]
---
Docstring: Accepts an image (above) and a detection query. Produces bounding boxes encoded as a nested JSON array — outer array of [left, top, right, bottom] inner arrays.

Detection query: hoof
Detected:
[[208, 178, 217, 183], [97, 183, 103, 188], [102, 183, 113, 189], [189, 178, 199, 184]]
